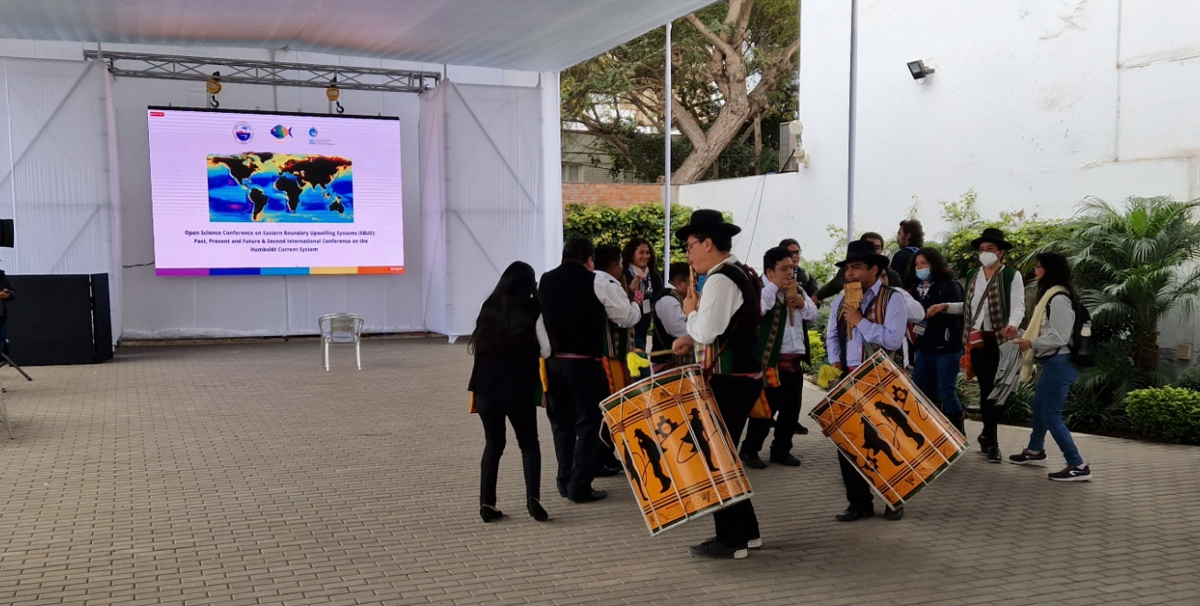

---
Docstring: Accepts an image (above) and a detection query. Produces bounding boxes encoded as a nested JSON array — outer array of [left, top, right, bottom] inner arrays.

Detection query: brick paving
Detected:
[[0, 338, 1197, 606]]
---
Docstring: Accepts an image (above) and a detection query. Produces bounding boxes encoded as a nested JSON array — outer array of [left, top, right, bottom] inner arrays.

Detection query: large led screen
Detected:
[[147, 107, 404, 276]]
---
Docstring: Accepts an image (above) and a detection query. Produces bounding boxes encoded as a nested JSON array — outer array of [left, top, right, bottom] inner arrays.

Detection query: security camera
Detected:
[[907, 60, 935, 83]]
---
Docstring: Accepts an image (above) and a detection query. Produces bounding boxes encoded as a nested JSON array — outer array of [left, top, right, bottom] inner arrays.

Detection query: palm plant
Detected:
[[1064, 196, 1200, 372]]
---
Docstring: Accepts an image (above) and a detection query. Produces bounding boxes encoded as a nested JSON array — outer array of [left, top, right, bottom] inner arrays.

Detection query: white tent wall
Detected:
[[420, 81, 551, 339], [0, 56, 112, 286], [0, 39, 556, 341]]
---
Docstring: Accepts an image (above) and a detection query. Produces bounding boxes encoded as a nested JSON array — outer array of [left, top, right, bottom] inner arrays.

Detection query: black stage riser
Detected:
[[7, 274, 113, 366]]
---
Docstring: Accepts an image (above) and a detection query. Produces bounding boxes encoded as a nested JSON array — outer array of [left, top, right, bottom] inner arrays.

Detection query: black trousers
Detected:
[[477, 391, 541, 506], [839, 451, 875, 511], [709, 374, 761, 547], [545, 358, 609, 500], [741, 367, 803, 456], [971, 336, 1002, 446]]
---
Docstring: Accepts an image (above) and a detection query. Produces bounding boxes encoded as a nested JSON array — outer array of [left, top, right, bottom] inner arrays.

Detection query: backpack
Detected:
[[1050, 292, 1095, 368]]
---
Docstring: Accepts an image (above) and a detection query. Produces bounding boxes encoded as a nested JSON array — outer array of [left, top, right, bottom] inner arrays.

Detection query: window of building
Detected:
[[562, 163, 583, 183]]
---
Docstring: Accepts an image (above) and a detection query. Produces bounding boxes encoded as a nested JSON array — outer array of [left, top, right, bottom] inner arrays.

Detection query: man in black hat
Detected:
[[670, 209, 762, 559], [825, 240, 909, 522], [944, 227, 1025, 463]]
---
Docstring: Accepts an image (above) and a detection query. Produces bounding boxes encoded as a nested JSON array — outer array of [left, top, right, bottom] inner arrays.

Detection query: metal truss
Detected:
[[83, 50, 440, 93]]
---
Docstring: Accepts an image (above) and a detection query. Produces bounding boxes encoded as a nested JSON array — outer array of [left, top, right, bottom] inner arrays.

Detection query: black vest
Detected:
[[539, 262, 607, 357], [713, 263, 762, 375]]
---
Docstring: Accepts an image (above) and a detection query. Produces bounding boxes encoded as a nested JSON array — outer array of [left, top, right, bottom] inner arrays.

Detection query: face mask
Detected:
[[979, 252, 999, 267], [916, 268, 931, 281]]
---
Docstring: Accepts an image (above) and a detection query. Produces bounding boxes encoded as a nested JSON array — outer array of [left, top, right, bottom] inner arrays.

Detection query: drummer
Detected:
[[649, 262, 693, 371], [671, 210, 763, 560], [826, 240, 909, 522]]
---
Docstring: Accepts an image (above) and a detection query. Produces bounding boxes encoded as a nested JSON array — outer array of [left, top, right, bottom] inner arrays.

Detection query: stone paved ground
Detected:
[[1, 338, 1197, 606]]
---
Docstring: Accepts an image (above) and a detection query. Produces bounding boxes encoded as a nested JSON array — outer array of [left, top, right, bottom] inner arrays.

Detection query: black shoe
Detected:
[[976, 434, 988, 455], [739, 450, 768, 470], [1008, 449, 1047, 465], [569, 489, 608, 503], [688, 537, 748, 559], [557, 482, 568, 499], [884, 506, 904, 521], [984, 445, 1003, 463], [769, 452, 802, 467], [835, 508, 874, 522], [794, 424, 810, 435], [480, 505, 504, 523], [527, 498, 549, 521], [1048, 465, 1092, 482], [595, 463, 623, 477]]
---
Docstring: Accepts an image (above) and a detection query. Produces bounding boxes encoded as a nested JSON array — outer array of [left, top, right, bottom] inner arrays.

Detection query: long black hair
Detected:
[[908, 247, 955, 286], [469, 261, 541, 356], [1035, 252, 1080, 302]]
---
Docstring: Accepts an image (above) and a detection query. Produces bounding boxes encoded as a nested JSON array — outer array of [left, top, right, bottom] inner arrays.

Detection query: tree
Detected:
[[561, 0, 799, 184]]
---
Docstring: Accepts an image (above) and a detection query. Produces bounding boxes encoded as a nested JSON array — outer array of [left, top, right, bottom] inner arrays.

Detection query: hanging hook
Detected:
[[206, 71, 222, 108]]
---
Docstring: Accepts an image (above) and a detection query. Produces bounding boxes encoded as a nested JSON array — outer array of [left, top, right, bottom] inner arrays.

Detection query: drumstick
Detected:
[[648, 349, 676, 358]]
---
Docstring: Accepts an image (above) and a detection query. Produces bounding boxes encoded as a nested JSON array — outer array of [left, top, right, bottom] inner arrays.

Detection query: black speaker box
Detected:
[[6, 273, 113, 366], [0, 219, 12, 248]]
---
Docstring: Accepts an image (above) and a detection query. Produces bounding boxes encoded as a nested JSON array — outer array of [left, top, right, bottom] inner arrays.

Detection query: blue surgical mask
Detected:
[[916, 268, 931, 281]]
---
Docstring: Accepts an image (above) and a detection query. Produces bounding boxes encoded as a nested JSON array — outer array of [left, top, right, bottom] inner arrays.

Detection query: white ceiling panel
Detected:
[[0, 0, 717, 70]]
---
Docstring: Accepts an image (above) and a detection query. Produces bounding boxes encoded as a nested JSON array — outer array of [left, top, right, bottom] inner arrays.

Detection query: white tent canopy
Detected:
[[0, 1, 715, 341], [0, 0, 714, 71]]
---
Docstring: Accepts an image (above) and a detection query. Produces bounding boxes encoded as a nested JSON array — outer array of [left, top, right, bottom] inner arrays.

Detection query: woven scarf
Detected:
[[965, 267, 1012, 345], [758, 296, 786, 370], [1019, 286, 1066, 381]]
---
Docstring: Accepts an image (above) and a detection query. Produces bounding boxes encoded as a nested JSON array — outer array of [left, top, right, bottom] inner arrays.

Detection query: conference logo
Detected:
[[270, 125, 293, 139], [233, 122, 253, 143], [308, 127, 318, 137]]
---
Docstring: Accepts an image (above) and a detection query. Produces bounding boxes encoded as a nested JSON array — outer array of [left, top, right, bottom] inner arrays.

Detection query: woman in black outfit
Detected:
[[906, 247, 967, 434], [621, 237, 663, 351], [468, 261, 551, 523]]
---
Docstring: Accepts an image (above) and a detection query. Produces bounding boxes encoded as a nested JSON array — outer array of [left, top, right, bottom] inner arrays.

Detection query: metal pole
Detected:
[[664, 22, 673, 265], [846, 0, 858, 241]]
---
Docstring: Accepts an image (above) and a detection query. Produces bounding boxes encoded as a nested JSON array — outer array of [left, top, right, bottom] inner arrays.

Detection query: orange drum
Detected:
[[600, 364, 753, 536], [810, 351, 968, 509]]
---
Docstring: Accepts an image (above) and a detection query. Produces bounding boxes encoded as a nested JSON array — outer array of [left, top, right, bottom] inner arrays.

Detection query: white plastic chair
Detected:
[[319, 313, 365, 371]]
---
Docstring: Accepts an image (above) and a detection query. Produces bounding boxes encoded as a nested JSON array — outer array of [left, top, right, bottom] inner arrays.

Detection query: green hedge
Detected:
[[1125, 387, 1200, 444]]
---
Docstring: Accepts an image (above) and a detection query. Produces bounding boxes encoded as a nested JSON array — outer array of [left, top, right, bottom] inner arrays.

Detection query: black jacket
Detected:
[[890, 247, 919, 288], [909, 279, 964, 354]]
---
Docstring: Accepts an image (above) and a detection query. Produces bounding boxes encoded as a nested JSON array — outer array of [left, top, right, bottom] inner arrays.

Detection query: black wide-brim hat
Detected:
[[970, 227, 1014, 250], [835, 239, 891, 269], [674, 209, 741, 243]]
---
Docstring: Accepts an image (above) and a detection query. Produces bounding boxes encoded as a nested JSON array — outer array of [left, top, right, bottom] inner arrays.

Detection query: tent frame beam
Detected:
[[82, 50, 441, 93]]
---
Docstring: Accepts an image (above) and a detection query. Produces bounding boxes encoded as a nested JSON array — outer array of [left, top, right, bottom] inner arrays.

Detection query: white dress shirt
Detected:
[[825, 280, 908, 368], [948, 267, 1026, 330], [535, 316, 552, 358], [654, 284, 689, 339], [760, 276, 818, 354], [594, 270, 641, 328], [686, 255, 744, 346]]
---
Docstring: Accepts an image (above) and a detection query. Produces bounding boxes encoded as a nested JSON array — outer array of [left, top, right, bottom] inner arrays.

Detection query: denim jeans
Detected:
[[912, 351, 963, 416], [1027, 353, 1083, 467]]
